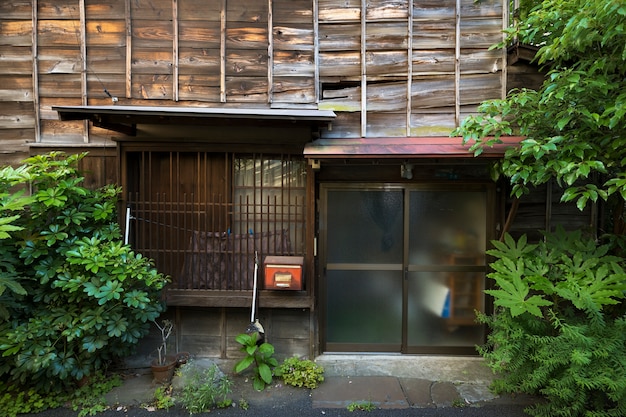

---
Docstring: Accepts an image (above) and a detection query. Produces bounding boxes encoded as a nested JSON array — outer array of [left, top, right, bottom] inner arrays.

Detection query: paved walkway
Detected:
[[105, 355, 538, 410]]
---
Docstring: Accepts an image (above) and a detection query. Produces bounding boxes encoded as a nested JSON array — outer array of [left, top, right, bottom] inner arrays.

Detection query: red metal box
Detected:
[[263, 256, 303, 290]]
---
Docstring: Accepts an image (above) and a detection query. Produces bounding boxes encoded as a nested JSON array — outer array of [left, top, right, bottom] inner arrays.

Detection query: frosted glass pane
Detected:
[[327, 190, 403, 264], [408, 191, 486, 265], [407, 272, 485, 347], [326, 270, 402, 344]]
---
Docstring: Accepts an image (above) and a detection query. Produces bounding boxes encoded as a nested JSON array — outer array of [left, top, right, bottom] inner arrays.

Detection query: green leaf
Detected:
[[234, 356, 254, 374], [258, 362, 272, 384]]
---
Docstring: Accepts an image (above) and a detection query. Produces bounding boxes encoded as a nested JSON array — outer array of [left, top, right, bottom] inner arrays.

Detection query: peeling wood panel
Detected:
[[85, 1, 125, 18], [178, 49, 220, 74], [37, 1, 80, 19], [412, 77, 455, 109], [0, 102, 35, 129], [273, 26, 314, 51], [225, 50, 268, 76], [178, 75, 221, 101], [37, 20, 81, 47], [413, 0, 455, 21], [1, 20, 35, 46], [273, 51, 314, 77], [40, 119, 85, 142], [38, 48, 81, 74], [366, 23, 408, 50], [409, 111, 456, 136], [319, 24, 360, 52], [366, 50, 408, 78], [132, 75, 174, 100], [179, 21, 221, 48], [85, 21, 125, 46], [318, 0, 361, 21], [227, 0, 268, 23], [178, 0, 221, 20], [460, 18, 503, 48], [225, 77, 268, 102], [0, 46, 33, 75], [460, 73, 501, 105], [412, 21, 455, 49], [132, 20, 173, 48], [412, 49, 455, 75], [39, 97, 82, 120], [38, 74, 82, 98], [365, 0, 410, 20], [226, 24, 268, 50], [87, 47, 126, 74], [86, 74, 125, 99], [130, 0, 172, 19], [319, 112, 361, 138], [272, 77, 316, 103], [319, 51, 360, 78], [0, 0, 32, 19], [0, 75, 34, 101], [460, 49, 502, 74], [131, 50, 174, 74], [273, 0, 312, 24]]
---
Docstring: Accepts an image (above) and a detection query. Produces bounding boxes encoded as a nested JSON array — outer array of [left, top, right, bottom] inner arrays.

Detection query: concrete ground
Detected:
[[104, 354, 538, 411]]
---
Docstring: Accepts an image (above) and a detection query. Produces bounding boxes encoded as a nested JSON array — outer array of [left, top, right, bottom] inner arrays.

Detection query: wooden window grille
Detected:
[[124, 151, 305, 291]]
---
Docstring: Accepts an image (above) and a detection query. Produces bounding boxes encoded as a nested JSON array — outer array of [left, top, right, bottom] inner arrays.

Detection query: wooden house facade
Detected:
[[0, 0, 593, 360]]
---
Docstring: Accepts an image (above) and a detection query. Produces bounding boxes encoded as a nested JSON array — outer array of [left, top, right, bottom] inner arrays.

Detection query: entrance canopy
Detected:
[[53, 105, 336, 136], [303, 136, 523, 159]]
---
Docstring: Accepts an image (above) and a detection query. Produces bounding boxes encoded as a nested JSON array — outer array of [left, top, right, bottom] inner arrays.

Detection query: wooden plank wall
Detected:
[[1, 0, 506, 166]]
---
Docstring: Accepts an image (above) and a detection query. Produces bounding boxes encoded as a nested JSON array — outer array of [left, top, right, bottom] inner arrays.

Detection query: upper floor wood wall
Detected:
[[1, 0, 507, 166]]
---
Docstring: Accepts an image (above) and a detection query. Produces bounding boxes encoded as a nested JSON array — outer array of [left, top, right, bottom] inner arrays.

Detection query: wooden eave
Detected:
[[303, 136, 523, 160], [52, 105, 336, 136]]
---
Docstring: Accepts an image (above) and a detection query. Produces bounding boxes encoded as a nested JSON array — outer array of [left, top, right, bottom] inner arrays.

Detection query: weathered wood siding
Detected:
[[1, 0, 507, 167]]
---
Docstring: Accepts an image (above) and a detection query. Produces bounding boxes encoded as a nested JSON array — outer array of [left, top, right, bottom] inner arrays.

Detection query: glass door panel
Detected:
[[325, 189, 403, 350]]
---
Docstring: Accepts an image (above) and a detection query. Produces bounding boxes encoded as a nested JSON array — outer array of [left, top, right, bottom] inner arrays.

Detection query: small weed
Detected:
[[177, 360, 233, 414], [153, 385, 175, 410], [275, 356, 325, 389], [452, 398, 468, 408], [347, 400, 376, 412], [238, 398, 250, 410]]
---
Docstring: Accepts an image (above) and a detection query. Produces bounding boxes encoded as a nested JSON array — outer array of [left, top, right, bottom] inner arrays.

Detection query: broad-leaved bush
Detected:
[[0, 152, 168, 395], [479, 227, 626, 417]]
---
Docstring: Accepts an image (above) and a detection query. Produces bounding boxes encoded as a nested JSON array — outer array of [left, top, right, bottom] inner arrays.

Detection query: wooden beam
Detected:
[[406, 1, 413, 136], [314, 0, 320, 104], [455, 0, 461, 127], [79, 0, 88, 143], [173, 0, 179, 101], [164, 289, 314, 309], [360, 0, 366, 137], [220, 0, 226, 102], [125, 0, 131, 98], [267, 0, 273, 103], [32, 0, 41, 143]]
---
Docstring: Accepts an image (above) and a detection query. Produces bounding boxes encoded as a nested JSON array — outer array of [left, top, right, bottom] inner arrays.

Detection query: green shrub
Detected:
[[0, 152, 168, 399], [234, 332, 278, 391], [275, 356, 324, 389], [479, 227, 626, 417], [176, 361, 233, 414]]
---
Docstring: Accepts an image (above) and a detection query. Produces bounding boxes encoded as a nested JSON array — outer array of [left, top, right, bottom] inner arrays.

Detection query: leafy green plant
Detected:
[[0, 152, 168, 401], [479, 227, 626, 417], [153, 385, 175, 410], [275, 356, 325, 389], [234, 332, 278, 391], [70, 372, 123, 417], [177, 360, 233, 414], [347, 400, 376, 412]]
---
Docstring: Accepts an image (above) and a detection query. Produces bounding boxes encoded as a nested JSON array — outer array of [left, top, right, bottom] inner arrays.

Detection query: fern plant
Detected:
[[479, 227, 626, 417]]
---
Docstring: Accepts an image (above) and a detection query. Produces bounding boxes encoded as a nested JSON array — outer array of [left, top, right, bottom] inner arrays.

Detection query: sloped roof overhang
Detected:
[[303, 136, 523, 160], [53, 105, 337, 136]]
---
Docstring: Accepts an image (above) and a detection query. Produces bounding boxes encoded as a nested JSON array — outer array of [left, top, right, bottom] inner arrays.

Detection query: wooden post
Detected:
[[79, 0, 88, 143], [220, 0, 226, 102], [360, 0, 367, 137], [406, 2, 413, 136], [313, 0, 320, 104], [267, 0, 273, 104], [454, 0, 461, 127], [32, 0, 41, 142], [173, 0, 179, 102], [125, 0, 132, 98]]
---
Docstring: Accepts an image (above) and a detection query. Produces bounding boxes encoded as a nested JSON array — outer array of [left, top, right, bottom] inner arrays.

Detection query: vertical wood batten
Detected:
[[79, 0, 88, 143], [32, 0, 41, 142], [314, 0, 320, 104], [220, 0, 226, 102], [173, 0, 179, 102], [454, 0, 461, 127], [268, 0, 273, 103], [125, 0, 131, 98], [406, 2, 413, 136], [502, 0, 508, 99], [360, 0, 366, 137]]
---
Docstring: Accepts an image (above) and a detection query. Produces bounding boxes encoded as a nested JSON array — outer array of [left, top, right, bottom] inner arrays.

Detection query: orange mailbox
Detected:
[[263, 256, 303, 290]]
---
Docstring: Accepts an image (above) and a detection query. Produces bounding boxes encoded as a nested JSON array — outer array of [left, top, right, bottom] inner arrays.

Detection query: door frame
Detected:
[[318, 182, 496, 354]]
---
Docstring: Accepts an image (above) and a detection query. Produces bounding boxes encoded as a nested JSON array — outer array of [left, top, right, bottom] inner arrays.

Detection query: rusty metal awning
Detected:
[[303, 136, 523, 159], [52, 105, 336, 136]]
